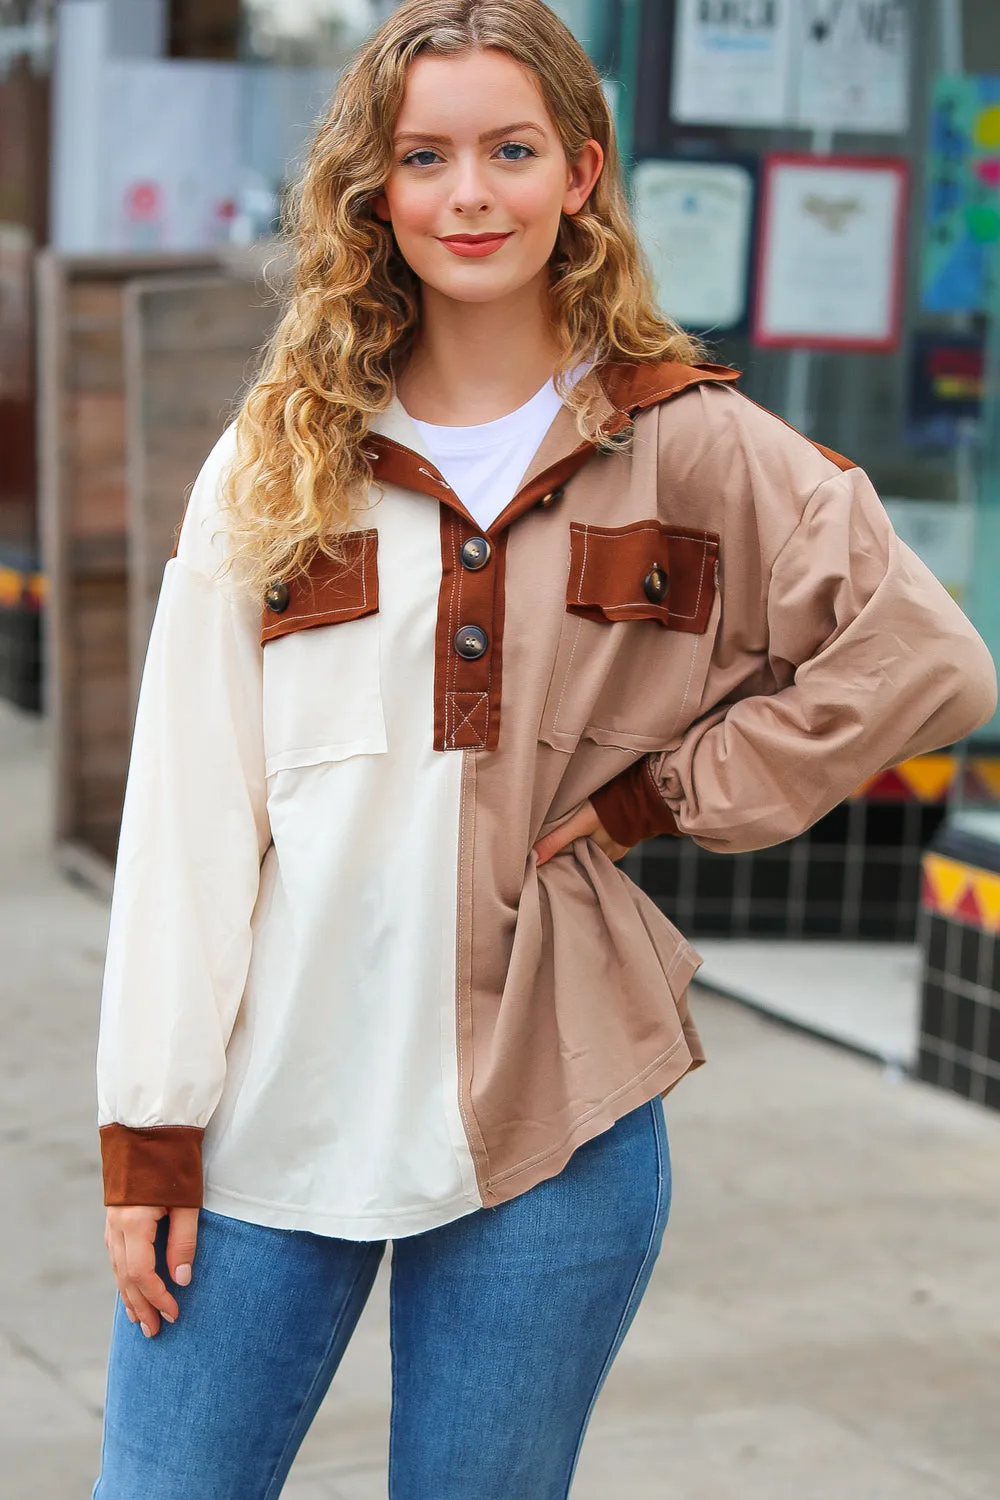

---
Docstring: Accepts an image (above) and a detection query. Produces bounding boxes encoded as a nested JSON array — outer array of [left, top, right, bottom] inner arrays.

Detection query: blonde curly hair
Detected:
[[223, 0, 703, 591]]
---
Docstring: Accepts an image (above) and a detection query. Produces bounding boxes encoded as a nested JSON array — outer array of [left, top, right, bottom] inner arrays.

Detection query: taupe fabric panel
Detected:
[[639, 389, 998, 852], [457, 377, 995, 1204], [458, 395, 711, 1205]]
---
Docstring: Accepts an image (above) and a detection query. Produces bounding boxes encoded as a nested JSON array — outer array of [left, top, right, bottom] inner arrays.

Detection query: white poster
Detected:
[[633, 160, 755, 331], [882, 499, 974, 603], [671, 0, 794, 127], [104, 60, 242, 251], [795, 1, 909, 133], [754, 157, 906, 350]]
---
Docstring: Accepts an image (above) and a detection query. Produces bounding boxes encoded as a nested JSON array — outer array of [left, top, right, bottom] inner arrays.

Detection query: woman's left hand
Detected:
[[533, 800, 630, 867]]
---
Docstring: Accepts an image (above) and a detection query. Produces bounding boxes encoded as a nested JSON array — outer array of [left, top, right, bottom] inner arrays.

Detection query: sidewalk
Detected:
[[1, 699, 998, 1499], [695, 937, 924, 1067]]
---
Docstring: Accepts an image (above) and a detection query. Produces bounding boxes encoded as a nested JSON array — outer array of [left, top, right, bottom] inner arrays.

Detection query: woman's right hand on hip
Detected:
[[104, 1205, 199, 1338]]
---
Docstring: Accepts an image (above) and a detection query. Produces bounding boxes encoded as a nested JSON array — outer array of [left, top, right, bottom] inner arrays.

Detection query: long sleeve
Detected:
[[97, 432, 270, 1205], [593, 465, 997, 854]]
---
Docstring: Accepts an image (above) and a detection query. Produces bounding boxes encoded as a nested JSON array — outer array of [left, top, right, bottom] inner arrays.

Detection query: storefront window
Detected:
[[627, 0, 1000, 752], [241, 0, 388, 68], [233, 2, 388, 242]]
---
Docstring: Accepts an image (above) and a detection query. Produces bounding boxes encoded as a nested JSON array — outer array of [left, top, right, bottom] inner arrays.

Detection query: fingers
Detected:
[[117, 1226, 167, 1335], [166, 1207, 199, 1288], [110, 1225, 160, 1331], [123, 1234, 179, 1335], [105, 1206, 179, 1338], [109, 1227, 139, 1323], [533, 803, 599, 866]]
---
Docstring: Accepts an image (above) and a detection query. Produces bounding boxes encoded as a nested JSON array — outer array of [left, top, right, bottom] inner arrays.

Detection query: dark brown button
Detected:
[[460, 536, 491, 571], [265, 581, 290, 613], [643, 564, 669, 604], [454, 625, 488, 660]]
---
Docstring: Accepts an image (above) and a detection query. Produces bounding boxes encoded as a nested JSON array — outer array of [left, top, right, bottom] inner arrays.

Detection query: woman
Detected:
[[93, 2, 997, 1496]]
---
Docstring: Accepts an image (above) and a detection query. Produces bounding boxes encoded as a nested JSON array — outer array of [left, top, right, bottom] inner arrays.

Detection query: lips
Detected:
[[438, 231, 514, 258]]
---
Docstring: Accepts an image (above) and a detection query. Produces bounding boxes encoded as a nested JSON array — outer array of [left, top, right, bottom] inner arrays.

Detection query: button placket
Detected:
[[460, 536, 491, 571], [434, 510, 508, 752], [454, 624, 488, 660]]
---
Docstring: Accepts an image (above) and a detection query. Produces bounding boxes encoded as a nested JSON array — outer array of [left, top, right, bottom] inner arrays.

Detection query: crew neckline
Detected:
[[411, 377, 560, 452]]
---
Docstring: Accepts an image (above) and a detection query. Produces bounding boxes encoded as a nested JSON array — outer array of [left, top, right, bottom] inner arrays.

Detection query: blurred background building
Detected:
[[2, 0, 1000, 1114]]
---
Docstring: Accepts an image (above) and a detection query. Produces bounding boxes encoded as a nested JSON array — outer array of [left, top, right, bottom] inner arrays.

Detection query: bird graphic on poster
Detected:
[[803, 194, 861, 233], [809, 0, 845, 44]]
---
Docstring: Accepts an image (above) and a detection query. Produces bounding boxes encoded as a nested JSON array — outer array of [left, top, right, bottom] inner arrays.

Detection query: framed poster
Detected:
[[794, 1, 909, 134], [921, 76, 1000, 315], [753, 154, 908, 352], [671, 0, 793, 127], [633, 158, 757, 335]]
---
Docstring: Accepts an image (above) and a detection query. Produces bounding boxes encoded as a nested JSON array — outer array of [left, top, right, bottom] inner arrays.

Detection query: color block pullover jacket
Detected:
[[97, 360, 997, 1237]]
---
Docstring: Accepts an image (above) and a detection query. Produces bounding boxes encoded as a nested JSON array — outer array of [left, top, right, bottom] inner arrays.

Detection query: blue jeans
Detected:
[[93, 1097, 670, 1499]]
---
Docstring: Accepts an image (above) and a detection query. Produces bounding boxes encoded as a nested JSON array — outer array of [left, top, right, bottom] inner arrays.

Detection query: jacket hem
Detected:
[[200, 1181, 484, 1241], [481, 1039, 701, 1209]]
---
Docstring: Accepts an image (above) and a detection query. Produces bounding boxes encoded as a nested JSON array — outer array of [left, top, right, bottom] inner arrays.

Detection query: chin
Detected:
[[435, 279, 525, 305], [419, 262, 548, 306]]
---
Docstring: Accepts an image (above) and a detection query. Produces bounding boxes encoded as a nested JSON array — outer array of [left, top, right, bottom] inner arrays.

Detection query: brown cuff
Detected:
[[100, 1124, 205, 1207], [591, 757, 682, 848]]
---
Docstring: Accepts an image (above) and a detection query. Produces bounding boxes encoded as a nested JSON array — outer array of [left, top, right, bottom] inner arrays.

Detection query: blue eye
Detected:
[[402, 149, 441, 167], [496, 142, 534, 161]]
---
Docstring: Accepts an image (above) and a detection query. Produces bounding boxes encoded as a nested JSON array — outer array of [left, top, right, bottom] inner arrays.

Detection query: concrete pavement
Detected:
[[1, 700, 998, 1498]]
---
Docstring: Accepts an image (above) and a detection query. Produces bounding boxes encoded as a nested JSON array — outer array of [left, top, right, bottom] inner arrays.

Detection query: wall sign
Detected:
[[633, 158, 757, 334], [921, 76, 1000, 315], [105, 59, 242, 252], [795, 1, 909, 134], [670, 0, 794, 128], [670, 1, 907, 133], [882, 499, 974, 605], [753, 154, 908, 352]]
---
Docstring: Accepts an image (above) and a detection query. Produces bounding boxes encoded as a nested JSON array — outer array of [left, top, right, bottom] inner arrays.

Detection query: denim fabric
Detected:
[[93, 1097, 670, 1500]]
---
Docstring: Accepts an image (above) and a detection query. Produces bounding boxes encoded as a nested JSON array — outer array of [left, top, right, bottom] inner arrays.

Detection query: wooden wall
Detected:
[[36, 251, 250, 886], [124, 272, 276, 702]]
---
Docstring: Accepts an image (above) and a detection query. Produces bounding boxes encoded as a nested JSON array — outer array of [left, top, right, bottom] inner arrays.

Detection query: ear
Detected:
[[562, 139, 604, 216], [372, 192, 391, 223]]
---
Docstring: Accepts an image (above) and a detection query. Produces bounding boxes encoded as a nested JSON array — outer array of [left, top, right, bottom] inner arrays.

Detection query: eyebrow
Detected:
[[393, 121, 547, 146]]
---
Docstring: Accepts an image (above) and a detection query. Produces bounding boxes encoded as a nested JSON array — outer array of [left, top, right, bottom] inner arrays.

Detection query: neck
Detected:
[[396, 274, 561, 425]]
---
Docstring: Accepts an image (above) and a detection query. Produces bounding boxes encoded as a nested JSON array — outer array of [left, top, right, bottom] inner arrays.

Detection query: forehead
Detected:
[[394, 48, 553, 135]]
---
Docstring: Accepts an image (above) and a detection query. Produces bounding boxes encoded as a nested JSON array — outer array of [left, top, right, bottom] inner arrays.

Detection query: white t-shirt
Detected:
[[410, 368, 585, 532]]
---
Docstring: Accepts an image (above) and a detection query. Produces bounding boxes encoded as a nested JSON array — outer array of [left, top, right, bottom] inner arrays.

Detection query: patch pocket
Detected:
[[260, 530, 387, 775], [540, 521, 720, 753]]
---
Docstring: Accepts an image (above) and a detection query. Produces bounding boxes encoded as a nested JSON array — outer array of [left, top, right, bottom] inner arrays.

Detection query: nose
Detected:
[[449, 152, 494, 216]]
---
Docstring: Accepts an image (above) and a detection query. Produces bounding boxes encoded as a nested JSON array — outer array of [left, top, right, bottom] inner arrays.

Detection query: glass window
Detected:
[[241, 0, 388, 68]]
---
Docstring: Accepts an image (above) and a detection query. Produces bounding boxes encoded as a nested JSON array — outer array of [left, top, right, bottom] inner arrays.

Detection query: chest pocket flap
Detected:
[[260, 530, 385, 776], [539, 520, 721, 754], [260, 530, 379, 643], [567, 520, 718, 632]]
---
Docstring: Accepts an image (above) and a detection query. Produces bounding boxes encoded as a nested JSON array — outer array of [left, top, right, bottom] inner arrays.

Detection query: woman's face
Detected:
[[373, 48, 603, 306]]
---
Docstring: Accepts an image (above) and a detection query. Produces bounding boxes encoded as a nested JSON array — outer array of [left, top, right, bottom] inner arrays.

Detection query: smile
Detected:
[[438, 232, 515, 258]]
